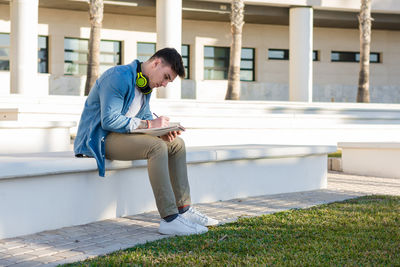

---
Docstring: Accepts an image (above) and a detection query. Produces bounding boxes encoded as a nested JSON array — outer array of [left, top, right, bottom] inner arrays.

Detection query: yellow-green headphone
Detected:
[[136, 62, 152, 94]]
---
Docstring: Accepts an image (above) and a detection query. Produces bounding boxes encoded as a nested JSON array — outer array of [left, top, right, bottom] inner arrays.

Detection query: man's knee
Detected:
[[149, 137, 168, 157], [174, 136, 185, 148], [168, 136, 186, 154]]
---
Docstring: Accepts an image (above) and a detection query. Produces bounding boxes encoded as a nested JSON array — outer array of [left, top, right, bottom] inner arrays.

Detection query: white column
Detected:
[[193, 37, 203, 99], [156, 0, 182, 99], [10, 0, 39, 95], [289, 7, 313, 102]]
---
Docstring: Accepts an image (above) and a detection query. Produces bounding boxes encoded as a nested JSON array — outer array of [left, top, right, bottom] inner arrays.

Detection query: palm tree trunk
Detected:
[[85, 0, 103, 96], [357, 0, 372, 103], [225, 0, 244, 100]]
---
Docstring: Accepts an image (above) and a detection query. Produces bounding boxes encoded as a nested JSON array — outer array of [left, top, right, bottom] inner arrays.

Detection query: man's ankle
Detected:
[[163, 213, 178, 222], [178, 205, 190, 214]]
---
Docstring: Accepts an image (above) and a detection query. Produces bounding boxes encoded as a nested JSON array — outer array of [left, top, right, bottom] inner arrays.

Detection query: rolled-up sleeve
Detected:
[[128, 117, 142, 132]]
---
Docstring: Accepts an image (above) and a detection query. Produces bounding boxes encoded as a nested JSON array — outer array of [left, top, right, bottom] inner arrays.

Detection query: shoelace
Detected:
[[188, 207, 208, 224]]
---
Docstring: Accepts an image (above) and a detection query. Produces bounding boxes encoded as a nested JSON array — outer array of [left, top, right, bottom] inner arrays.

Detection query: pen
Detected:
[[153, 112, 159, 118]]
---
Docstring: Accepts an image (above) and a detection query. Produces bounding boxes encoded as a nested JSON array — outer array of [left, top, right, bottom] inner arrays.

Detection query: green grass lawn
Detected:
[[328, 150, 342, 158], [63, 195, 400, 266]]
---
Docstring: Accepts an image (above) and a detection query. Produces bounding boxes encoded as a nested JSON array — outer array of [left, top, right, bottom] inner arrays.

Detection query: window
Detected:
[[0, 33, 9, 71], [368, 53, 380, 63], [64, 37, 121, 75], [204, 46, 229, 79], [313, 50, 319, 61], [99, 40, 122, 73], [240, 48, 254, 81], [268, 49, 289, 60], [38, 36, 49, 73], [269, 48, 319, 61], [137, 42, 156, 62], [181, 44, 190, 79], [204, 46, 255, 81], [0, 33, 49, 73], [331, 51, 380, 63]]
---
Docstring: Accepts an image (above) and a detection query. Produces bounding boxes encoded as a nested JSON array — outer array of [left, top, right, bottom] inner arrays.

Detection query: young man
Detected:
[[74, 48, 218, 236]]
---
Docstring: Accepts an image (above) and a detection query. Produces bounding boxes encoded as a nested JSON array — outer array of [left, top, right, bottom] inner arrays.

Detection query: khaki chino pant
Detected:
[[105, 133, 191, 218]]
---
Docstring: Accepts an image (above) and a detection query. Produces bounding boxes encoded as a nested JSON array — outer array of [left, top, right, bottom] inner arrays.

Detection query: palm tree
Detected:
[[225, 0, 244, 100], [357, 0, 372, 103], [84, 0, 104, 96]]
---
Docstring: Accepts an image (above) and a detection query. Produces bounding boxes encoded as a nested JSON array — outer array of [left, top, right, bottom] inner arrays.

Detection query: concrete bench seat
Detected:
[[0, 145, 335, 179], [338, 142, 400, 179], [0, 144, 336, 239]]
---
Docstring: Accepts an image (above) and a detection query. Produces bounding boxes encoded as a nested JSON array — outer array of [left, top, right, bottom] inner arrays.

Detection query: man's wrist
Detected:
[[138, 120, 149, 129]]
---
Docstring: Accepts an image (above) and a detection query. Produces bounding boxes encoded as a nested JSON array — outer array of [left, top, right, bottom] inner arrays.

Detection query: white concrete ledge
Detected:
[[0, 144, 335, 239], [0, 121, 75, 129], [338, 142, 400, 179], [0, 145, 336, 180], [338, 142, 400, 149], [0, 121, 76, 153], [2, 96, 400, 146]]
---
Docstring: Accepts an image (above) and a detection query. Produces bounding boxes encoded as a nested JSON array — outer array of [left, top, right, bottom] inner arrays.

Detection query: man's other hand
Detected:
[[160, 130, 181, 142]]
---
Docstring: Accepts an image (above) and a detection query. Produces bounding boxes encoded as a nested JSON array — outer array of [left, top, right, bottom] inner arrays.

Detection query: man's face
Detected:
[[147, 58, 177, 89]]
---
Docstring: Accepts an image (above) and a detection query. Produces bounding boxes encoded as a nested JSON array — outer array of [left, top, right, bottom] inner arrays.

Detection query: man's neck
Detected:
[[141, 61, 150, 77]]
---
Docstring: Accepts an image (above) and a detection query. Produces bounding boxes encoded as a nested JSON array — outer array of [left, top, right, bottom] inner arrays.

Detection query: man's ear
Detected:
[[152, 57, 161, 68]]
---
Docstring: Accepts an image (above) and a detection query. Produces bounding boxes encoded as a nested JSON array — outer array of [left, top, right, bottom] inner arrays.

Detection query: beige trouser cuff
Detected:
[[105, 134, 191, 218]]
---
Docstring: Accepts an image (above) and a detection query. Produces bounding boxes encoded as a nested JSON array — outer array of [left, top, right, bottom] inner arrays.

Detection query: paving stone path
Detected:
[[0, 171, 399, 267]]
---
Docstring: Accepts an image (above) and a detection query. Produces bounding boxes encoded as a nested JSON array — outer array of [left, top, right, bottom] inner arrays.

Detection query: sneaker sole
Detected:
[[158, 229, 208, 236]]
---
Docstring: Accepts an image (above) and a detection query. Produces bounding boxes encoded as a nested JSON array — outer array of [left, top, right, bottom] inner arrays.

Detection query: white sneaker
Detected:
[[158, 214, 208, 236], [181, 207, 219, 226]]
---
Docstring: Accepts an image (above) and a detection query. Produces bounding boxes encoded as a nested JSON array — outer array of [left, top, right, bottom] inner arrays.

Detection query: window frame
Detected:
[[204, 46, 230, 80], [203, 45, 255, 81], [64, 37, 122, 76], [181, 44, 190, 79], [0, 33, 50, 73], [38, 35, 49, 73], [313, 50, 319, 61], [136, 42, 156, 63], [331, 51, 381, 63], [0, 32, 10, 72], [268, 48, 319, 62], [240, 47, 255, 81], [268, 48, 289, 60]]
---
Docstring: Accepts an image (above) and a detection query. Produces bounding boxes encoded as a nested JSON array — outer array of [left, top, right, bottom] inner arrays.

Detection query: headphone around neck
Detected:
[[136, 62, 152, 95]]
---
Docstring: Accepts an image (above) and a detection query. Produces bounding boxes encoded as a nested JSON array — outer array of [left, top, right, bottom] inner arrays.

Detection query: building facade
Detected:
[[0, 0, 399, 103]]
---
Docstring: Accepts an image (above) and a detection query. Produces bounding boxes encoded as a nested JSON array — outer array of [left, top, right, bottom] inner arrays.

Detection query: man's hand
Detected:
[[148, 116, 169, 128], [160, 131, 181, 142]]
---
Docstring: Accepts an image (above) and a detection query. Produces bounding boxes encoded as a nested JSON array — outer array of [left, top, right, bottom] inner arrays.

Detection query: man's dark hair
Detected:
[[149, 48, 185, 78]]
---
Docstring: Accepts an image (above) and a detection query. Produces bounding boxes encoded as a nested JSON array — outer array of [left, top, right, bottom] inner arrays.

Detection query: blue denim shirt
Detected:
[[74, 60, 153, 177]]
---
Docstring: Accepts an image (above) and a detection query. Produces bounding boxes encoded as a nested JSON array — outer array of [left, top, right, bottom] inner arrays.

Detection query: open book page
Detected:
[[130, 122, 185, 136]]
